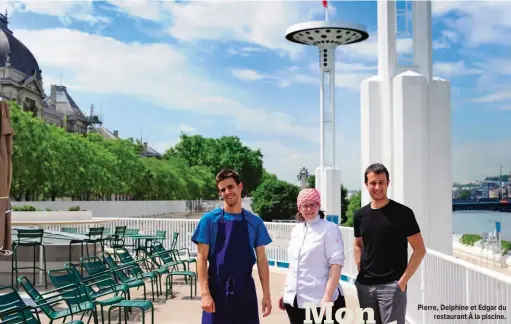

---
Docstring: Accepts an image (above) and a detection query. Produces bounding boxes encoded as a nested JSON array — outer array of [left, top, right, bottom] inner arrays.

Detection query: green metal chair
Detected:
[[123, 228, 140, 252], [107, 299, 154, 324], [170, 232, 178, 250], [147, 243, 197, 298], [169, 241, 197, 270], [100, 252, 155, 301], [17, 276, 99, 324], [113, 248, 164, 297], [68, 227, 105, 273], [0, 284, 88, 324], [48, 264, 128, 324], [82, 255, 151, 301], [107, 226, 127, 249], [11, 228, 47, 290]]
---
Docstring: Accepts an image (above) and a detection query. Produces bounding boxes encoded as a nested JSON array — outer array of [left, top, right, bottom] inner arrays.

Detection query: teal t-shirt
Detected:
[[191, 208, 272, 264]]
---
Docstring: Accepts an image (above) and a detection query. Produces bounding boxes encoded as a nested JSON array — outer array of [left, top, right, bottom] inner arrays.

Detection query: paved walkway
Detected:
[[33, 265, 359, 324]]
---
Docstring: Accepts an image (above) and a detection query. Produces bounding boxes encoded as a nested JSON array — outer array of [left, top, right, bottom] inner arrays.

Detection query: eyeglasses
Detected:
[[301, 203, 318, 210]]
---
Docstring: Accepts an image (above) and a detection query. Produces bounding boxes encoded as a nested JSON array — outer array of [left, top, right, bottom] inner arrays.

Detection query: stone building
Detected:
[[0, 12, 45, 116], [0, 11, 160, 155], [0, 12, 89, 135]]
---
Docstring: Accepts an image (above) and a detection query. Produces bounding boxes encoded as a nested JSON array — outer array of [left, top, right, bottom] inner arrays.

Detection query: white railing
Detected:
[[35, 218, 511, 324]]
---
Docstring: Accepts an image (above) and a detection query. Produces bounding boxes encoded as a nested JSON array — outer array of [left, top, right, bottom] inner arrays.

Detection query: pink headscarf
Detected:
[[297, 188, 321, 209]]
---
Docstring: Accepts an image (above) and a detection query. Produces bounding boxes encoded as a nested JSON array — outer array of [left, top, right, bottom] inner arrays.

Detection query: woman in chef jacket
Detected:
[[278, 188, 346, 324]]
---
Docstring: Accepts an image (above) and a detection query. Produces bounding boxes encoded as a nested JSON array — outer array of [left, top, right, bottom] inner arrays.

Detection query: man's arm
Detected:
[[197, 243, 215, 313], [255, 246, 270, 297], [398, 233, 426, 291], [354, 237, 363, 272], [255, 246, 271, 317], [197, 243, 210, 296]]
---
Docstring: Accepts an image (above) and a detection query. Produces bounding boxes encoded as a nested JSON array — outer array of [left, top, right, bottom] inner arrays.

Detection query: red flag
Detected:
[[322, 0, 328, 8]]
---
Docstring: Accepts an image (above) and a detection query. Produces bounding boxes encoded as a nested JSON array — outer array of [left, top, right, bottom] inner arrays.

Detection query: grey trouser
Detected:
[[355, 280, 407, 324]]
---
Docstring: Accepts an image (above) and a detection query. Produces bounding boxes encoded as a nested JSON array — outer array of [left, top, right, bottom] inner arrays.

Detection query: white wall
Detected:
[[12, 211, 92, 221], [11, 200, 188, 218]]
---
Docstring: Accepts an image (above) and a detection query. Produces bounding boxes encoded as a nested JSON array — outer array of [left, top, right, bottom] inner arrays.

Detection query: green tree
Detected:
[[340, 184, 348, 221], [164, 133, 264, 195], [459, 190, 471, 200], [345, 191, 361, 227], [307, 174, 315, 188], [251, 177, 300, 222], [8, 101, 220, 201]]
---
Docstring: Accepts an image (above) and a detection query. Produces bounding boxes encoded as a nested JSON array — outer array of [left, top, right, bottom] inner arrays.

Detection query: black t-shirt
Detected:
[[354, 199, 420, 285]]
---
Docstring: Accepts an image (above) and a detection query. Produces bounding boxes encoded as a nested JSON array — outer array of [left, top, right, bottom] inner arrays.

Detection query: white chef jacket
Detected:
[[282, 215, 345, 308]]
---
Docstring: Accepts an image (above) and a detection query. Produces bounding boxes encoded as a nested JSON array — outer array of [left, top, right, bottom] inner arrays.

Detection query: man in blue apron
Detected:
[[192, 169, 273, 324]]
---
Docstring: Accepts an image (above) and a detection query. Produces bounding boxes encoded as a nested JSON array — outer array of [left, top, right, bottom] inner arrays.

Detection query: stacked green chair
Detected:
[[100, 252, 156, 300], [169, 242, 197, 271], [81, 255, 152, 301], [16, 276, 99, 324], [113, 248, 165, 297], [0, 284, 92, 324], [147, 242, 197, 298], [48, 264, 128, 324]]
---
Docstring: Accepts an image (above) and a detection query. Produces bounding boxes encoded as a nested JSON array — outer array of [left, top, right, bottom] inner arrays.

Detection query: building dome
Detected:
[[0, 13, 41, 80]]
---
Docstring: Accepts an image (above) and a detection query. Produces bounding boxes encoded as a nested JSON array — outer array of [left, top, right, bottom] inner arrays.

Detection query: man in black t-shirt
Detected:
[[353, 163, 426, 324]]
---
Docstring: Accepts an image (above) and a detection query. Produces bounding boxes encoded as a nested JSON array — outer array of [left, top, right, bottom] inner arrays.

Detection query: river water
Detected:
[[453, 211, 511, 241]]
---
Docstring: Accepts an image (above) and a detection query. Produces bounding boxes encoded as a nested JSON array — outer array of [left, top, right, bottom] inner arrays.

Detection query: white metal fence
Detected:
[[35, 218, 511, 324]]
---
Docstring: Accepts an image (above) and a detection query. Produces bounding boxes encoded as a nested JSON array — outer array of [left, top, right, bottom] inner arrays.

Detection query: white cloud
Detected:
[[2, 0, 109, 25], [107, 0, 165, 21], [232, 68, 266, 81], [246, 131, 361, 190], [230, 56, 376, 92], [470, 91, 511, 104], [433, 60, 483, 78], [433, 1, 511, 48], [431, 0, 467, 17], [337, 33, 412, 62], [433, 30, 459, 49], [108, 0, 324, 58], [16, 28, 319, 144], [227, 46, 265, 57]]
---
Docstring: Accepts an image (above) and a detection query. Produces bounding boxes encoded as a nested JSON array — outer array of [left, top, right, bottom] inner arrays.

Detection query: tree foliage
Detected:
[[251, 177, 301, 222], [345, 191, 362, 227], [8, 102, 219, 201], [163, 133, 264, 195]]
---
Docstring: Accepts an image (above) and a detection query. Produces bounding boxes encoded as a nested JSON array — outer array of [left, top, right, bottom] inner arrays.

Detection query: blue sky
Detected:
[[2, 0, 510, 190]]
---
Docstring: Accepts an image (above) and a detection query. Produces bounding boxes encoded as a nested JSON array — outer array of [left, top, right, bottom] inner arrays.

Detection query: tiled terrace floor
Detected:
[[17, 265, 359, 324]]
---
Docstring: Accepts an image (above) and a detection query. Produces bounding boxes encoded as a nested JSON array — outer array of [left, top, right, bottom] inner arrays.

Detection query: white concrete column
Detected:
[[360, 76, 382, 206], [392, 71, 429, 245], [428, 77, 453, 255], [377, 0, 397, 198], [412, 0, 433, 82]]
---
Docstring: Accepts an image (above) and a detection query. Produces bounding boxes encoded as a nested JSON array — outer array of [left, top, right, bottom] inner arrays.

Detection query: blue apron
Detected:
[[202, 208, 259, 324]]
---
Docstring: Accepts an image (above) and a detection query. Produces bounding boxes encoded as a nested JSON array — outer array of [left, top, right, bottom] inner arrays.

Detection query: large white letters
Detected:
[[303, 302, 385, 323]]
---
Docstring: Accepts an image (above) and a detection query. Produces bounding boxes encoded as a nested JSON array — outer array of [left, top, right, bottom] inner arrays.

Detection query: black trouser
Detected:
[[284, 290, 346, 324]]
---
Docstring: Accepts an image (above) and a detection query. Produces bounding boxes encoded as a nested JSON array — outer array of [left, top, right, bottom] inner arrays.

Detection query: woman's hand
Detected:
[[278, 296, 285, 311]]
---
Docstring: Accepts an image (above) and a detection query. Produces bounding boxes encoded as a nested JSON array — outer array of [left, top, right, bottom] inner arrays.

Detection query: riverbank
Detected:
[[452, 234, 511, 273]]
